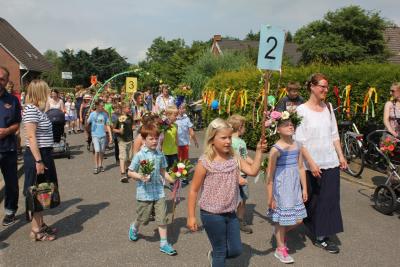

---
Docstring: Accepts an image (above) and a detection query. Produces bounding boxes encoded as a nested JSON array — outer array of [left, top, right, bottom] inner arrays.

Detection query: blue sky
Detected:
[[2, 0, 399, 63]]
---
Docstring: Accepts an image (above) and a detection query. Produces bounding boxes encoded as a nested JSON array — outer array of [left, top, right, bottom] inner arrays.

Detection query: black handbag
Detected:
[[26, 174, 60, 220]]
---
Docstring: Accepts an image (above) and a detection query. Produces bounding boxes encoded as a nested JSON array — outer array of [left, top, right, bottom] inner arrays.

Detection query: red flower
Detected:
[[140, 160, 148, 165], [388, 145, 395, 152], [172, 167, 178, 172]]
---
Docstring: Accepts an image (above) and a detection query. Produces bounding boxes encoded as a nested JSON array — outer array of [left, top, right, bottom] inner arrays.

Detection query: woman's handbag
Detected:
[[26, 174, 60, 220]]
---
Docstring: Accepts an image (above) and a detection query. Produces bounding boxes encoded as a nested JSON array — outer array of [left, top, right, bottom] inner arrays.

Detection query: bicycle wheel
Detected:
[[374, 184, 398, 215], [343, 135, 365, 177]]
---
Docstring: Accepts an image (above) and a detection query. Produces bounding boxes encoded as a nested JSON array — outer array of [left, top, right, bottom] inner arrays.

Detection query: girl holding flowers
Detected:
[[187, 118, 266, 266]]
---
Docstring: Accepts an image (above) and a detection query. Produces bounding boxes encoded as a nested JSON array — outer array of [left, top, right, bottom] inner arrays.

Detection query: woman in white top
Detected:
[[155, 84, 175, 112], [295, 73, 347, 254], [45, 89, 64, 112]]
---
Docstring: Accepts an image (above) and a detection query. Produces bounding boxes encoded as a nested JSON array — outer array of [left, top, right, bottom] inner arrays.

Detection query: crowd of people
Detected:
[[2, 64, 400, 266]]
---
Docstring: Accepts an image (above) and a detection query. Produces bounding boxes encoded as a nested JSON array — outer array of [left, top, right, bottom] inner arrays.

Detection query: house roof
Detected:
[[214, 39, 302, 65], [0, 17, 52, 72], [384, 27, 400, 64]]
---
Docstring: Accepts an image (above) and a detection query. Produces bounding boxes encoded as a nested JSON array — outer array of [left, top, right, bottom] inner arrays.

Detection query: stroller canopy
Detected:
[[46, 109, 65, 124]]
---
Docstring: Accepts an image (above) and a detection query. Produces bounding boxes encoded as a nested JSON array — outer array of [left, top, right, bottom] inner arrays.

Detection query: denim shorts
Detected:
[[92, 136, 106, 153]]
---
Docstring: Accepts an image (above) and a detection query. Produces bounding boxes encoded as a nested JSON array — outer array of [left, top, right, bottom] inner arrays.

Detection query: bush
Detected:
[[202, 62, 400, 148], [183, 51, 254, 99]]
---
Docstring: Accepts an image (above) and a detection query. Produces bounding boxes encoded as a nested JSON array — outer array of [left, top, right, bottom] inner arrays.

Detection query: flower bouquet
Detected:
[[380, 136, 397, 157], [119, 115, 127, 132], [157, 110, 171, 133], [169, 160, 194, 181], [139, 159, 154, 182]]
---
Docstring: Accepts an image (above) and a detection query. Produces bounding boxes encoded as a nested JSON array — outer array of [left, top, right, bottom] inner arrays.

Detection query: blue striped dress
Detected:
[[269, 144, 307, 226]]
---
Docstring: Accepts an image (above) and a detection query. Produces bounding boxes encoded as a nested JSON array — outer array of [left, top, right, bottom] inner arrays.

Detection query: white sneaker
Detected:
[[274, 247, 294, 264]]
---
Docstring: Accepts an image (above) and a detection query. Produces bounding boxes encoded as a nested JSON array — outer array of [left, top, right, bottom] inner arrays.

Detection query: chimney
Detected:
[[213, 34, 222, 42]]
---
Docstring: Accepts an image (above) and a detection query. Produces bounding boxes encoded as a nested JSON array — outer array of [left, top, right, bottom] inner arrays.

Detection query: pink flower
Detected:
[[270, 111, 282, 120], [265, 119, 272, 128]]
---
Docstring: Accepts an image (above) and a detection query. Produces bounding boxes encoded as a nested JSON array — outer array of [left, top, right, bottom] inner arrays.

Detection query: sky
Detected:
[[2, 0, 399, 64]]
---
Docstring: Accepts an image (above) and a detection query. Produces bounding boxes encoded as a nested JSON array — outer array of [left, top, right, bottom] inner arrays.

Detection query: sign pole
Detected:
[[261, 71, 271, 142]]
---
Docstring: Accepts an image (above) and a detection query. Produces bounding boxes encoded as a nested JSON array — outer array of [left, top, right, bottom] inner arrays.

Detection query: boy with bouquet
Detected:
[[127, 123, 177, 256]]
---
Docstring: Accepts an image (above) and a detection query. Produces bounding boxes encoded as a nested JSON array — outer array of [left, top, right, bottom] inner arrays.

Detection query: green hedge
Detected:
[[202, 63, 400, 148]]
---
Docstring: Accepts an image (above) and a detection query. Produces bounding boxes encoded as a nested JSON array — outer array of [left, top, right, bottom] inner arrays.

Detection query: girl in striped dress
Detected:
[[267, 118, 308, 264]]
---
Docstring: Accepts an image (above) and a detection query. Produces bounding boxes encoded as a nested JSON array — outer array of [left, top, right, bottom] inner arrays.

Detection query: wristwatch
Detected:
[[35, 159, 43, 164]]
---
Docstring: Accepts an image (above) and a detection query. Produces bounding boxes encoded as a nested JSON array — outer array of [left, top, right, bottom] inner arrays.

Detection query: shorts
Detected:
[[118, 139, 132, 161], [65, 115, 77, 121], [136, 198, 167, 225], [239, 176, 249, 201], [178, 145, 189, 160], [92, 136, 107, 153]]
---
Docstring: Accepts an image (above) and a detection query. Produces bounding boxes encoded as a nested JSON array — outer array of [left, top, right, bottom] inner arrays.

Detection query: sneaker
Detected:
[[2, 214, 16, 226], [207, 250, 213, 266], [239, 220, 253, 234], [120, 173, 129, 183], [274, 247, 294, 264], [314, 238, 340, 254], [128, 224, 138, 241], [160, 243, 177, 256], [99, 166, 105, 172], [93, 167, 99, 174]]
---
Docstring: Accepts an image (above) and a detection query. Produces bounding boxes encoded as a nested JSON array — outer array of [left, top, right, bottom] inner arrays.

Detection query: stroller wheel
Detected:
[[374, 184, 398, 215]]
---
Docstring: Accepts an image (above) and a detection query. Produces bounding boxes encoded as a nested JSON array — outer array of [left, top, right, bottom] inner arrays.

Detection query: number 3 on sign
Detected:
[[257, 25, 285, 71]]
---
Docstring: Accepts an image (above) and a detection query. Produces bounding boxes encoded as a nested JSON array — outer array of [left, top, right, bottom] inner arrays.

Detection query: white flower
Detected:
[[175, 172, 181, 177], [177, 163, 185, 169], [134, 68, 139, 72], [146, 72, 150, 75], [281, 111, 290, 120]]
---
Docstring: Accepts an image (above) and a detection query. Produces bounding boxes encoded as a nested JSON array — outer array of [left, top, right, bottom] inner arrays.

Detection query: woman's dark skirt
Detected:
[[23, 147, 58, 196], [304, 167, 343, 237]]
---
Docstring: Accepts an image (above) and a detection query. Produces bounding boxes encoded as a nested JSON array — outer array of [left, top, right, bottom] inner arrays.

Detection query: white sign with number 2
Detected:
[[257, 25, 285, 71]]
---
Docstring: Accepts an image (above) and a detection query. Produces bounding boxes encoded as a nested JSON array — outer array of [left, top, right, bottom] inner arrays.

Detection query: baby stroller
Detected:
[[46, 109, 71, 159], [367, 130, 400, 214]]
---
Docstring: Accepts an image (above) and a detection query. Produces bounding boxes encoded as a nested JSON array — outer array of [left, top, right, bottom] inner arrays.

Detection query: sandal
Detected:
[[30, 229, 56, 241], [41, 223, 57, 235]]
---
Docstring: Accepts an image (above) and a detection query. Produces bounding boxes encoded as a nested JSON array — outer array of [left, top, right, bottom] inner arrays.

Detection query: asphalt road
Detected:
[[1, 131, 399, 267]]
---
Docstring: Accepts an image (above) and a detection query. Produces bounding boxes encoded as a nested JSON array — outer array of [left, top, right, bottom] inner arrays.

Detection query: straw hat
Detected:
[[83, 94, 92, 100]]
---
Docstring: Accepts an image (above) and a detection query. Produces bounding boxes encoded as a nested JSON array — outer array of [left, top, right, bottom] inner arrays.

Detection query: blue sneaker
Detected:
[[160, 243, 177, 256], [128, 224, 138, 241]]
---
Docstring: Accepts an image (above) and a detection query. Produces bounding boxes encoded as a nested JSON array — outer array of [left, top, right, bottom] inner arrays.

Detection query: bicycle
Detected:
[[187, 100, 203, 131], [338, 120, 365, 177], [335, 105, 365, 177]]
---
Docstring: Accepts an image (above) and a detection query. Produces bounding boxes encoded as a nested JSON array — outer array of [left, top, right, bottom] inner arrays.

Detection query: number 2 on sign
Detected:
[[264, 36, 277, 60]]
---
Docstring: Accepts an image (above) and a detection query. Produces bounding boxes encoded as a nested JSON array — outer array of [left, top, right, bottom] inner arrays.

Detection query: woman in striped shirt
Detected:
[[23, 80, 58, 241]]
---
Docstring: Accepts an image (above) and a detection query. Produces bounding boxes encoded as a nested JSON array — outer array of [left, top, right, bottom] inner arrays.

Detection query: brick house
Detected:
[[211, 34, 302, 65], [384, 27, 400, 64], [0, 17, 52, 92]]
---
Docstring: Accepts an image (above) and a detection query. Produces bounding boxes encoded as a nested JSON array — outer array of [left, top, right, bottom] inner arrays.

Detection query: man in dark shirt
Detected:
[[0, 66, 22, 226], [276, 81, 304, 112]]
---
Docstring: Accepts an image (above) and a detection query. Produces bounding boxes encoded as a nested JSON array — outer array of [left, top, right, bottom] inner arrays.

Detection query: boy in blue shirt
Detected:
[[127, 123, 177, 256], [87, 100, 112, 174], [176, 103, 198, 160]]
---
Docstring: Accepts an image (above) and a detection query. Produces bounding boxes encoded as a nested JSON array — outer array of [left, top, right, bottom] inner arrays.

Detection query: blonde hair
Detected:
[[227, 114, 245, 132], [203, 118, 234, 161], [391, 82, 400, 91], [25, 79, 50, 111], [165, 104, 178, 116]]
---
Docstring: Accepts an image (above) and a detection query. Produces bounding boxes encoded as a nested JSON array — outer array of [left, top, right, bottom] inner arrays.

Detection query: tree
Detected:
[[294, 5, 392, 64], [59, 47, 129, 87], [138, 37, 210, 89], [41, 50, 64, 87], [245, 30, 260, 41]]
